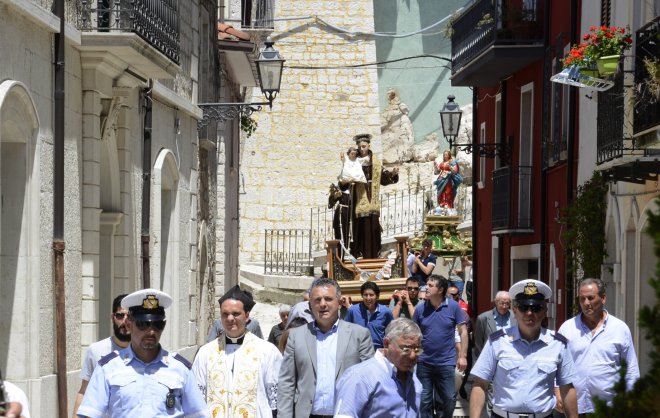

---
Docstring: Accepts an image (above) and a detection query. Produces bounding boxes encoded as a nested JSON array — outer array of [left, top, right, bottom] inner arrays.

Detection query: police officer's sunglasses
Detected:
[[135, 320, 167, 331]]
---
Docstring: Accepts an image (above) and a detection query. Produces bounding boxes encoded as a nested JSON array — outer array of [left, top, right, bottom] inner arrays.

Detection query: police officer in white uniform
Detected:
[[469, 279, 578, 418], [77, 289, 208, 418]]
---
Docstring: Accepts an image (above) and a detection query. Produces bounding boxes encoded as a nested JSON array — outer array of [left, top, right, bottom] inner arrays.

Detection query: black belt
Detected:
[[310, 415, 333, 418], [492, 406, 552, 418]]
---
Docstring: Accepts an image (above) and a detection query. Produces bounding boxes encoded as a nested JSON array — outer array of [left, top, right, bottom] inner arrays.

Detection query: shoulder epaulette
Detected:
[[173, 353, 192, 369], [489, 329, 506, 342], [553, 332, 568, 345], [98, 351, 118, 366]]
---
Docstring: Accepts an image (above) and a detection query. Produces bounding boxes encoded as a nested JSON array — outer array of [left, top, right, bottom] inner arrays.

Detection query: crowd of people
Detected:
[[2, 271, 639, 418]]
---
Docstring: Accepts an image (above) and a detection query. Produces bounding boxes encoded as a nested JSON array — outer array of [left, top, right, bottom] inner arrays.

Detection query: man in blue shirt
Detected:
[[334, 318, 423, 418], [77, 288, 208, 418], [411, 239, 436, 289], [413, 275, 468, 418], [344, 281, 394, 348], [469, 279, 578, 418]]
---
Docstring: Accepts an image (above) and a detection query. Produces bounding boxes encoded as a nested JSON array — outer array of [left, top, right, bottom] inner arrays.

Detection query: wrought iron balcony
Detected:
[[450, 0, 545, 86], [491, 166, 533, 233], [77, 0, 180, 64], [597, 16, 660, 184], [241, 0, 274, 29], [633, 16, 660, 136], [596, 71, 625, 164]]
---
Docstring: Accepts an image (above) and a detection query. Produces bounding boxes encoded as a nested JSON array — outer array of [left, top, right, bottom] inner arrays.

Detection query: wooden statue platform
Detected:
[[326, 237, 409, 303]]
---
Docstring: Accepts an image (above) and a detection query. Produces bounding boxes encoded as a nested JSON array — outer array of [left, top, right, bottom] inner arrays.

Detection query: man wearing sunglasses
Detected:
[[389, 277, 422, 319], [72, 294, 130, 417], [469, 279, 578, 418], [334, 318, 423, 418], [77, 289, 207, 418]]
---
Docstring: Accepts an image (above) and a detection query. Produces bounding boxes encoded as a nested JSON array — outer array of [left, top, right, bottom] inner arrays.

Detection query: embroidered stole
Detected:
[[207, 332, 261, 418], [355, 155, 382, 217]]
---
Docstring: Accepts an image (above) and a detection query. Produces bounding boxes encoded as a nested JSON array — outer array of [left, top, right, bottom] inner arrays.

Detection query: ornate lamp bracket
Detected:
[[197, 102, 270, 130]]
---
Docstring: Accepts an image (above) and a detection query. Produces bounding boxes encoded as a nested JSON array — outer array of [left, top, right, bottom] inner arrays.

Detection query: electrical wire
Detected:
[[242, 0, 475, 39], [286, 54, 451, 70]]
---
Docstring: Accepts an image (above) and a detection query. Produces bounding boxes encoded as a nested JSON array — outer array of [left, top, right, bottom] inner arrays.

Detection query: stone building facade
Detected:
[[0, 0, 233, 414], [239, 0, 383, 261]]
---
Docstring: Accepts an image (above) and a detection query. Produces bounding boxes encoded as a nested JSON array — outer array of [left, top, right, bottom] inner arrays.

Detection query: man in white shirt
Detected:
[[72, 294, 130, 417], [2, 379, 31, 418], [558, 278, 640, 414], [193, 285, 282, 417]]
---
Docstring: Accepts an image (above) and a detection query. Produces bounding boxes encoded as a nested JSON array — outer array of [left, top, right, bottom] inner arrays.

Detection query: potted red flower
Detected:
[[563, 25, 633, 77]]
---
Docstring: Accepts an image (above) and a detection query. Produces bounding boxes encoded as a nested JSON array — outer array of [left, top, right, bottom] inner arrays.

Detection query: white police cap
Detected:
[[509, 279, 552, 305], [121, 288, 172, 320]]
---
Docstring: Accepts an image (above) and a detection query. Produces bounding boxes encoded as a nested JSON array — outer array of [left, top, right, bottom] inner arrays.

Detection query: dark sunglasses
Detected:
[[447, 292, 459, 298], [135, 320, 166, 331], [407, 287, 420, 291], [517, 304, 544, 313], [113, 313, 127, 320]]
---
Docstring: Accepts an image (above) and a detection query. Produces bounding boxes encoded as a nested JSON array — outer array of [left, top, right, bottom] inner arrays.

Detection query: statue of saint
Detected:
[[333, 134, 400, 258], [433, 149, 463, 212]]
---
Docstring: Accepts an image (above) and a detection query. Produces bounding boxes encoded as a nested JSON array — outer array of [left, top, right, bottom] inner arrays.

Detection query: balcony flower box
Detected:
[[563, 26, 632, 77]]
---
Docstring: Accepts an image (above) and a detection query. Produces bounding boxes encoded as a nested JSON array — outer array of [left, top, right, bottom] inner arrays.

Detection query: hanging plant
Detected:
[[240, 115, 258, 138], [563, 26, 632, 75], [561, 171, 609, 278], [643, 57, 660, 99]]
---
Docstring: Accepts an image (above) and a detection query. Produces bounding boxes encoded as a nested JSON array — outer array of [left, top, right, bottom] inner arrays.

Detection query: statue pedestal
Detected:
[[410, 215, 472, 257]]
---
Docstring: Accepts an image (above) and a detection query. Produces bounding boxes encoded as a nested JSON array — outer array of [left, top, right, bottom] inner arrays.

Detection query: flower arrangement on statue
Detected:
[[563, 25, 633, 70]]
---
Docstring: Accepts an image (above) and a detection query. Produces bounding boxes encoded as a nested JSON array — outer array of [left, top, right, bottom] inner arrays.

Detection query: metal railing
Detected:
[[633, 16, 660, 135], [451, 0, 543, 73], [597, 71, 624, 164], [240, 0, 274, 29], [380, 187, 434, 238], [264, 229, 312, 276], [309, 187, 435, 253], [492, 166, 533, 231], [77, 0, 180, 64]]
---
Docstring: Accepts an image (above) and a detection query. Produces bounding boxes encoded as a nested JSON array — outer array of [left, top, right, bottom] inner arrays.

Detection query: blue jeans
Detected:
[[416, 362, 456, 418]]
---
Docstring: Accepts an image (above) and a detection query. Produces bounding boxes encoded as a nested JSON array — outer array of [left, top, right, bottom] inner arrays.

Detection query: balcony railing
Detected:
[[633, 16, 660, 135], [596, 71, 625, 164], [240, 0, 274, 29], [451, 0, 544, 85], [492, 166, 533, 232], [77, 0, 180, 64]]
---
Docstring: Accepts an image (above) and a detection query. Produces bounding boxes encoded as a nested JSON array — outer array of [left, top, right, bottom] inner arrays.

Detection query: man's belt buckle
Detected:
[[517, 414, 530, 418]]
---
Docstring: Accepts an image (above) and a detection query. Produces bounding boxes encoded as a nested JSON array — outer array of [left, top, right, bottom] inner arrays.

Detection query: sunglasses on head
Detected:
[[517, 304, 544, 313], [135, 320, 166, 331], [113, 313, 127, 320]]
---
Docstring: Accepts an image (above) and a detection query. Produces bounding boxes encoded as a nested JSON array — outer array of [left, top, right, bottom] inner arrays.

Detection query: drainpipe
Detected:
[[498, 80, 507, 291], [141, 82, 153, 289], [565, 0, 579, 319], [52, 0, 68, 416], [471, 88, 478, 310], [539, 0, 551, 300]]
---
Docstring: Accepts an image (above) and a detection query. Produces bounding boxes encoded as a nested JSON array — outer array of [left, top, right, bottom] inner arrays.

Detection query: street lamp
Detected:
[[439, 95, 462, 148], [438, 94, 509, 159], [197, 39, 286, 129], [255, 40, 285, 105]]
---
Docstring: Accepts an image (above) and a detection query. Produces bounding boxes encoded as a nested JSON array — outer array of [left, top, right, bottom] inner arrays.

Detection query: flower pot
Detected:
[[596, 55, 621, 76], [579, 67, 599, 78]]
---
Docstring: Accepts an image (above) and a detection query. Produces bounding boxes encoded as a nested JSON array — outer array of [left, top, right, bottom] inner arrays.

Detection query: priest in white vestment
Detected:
[[193, 286, 282, 418]]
